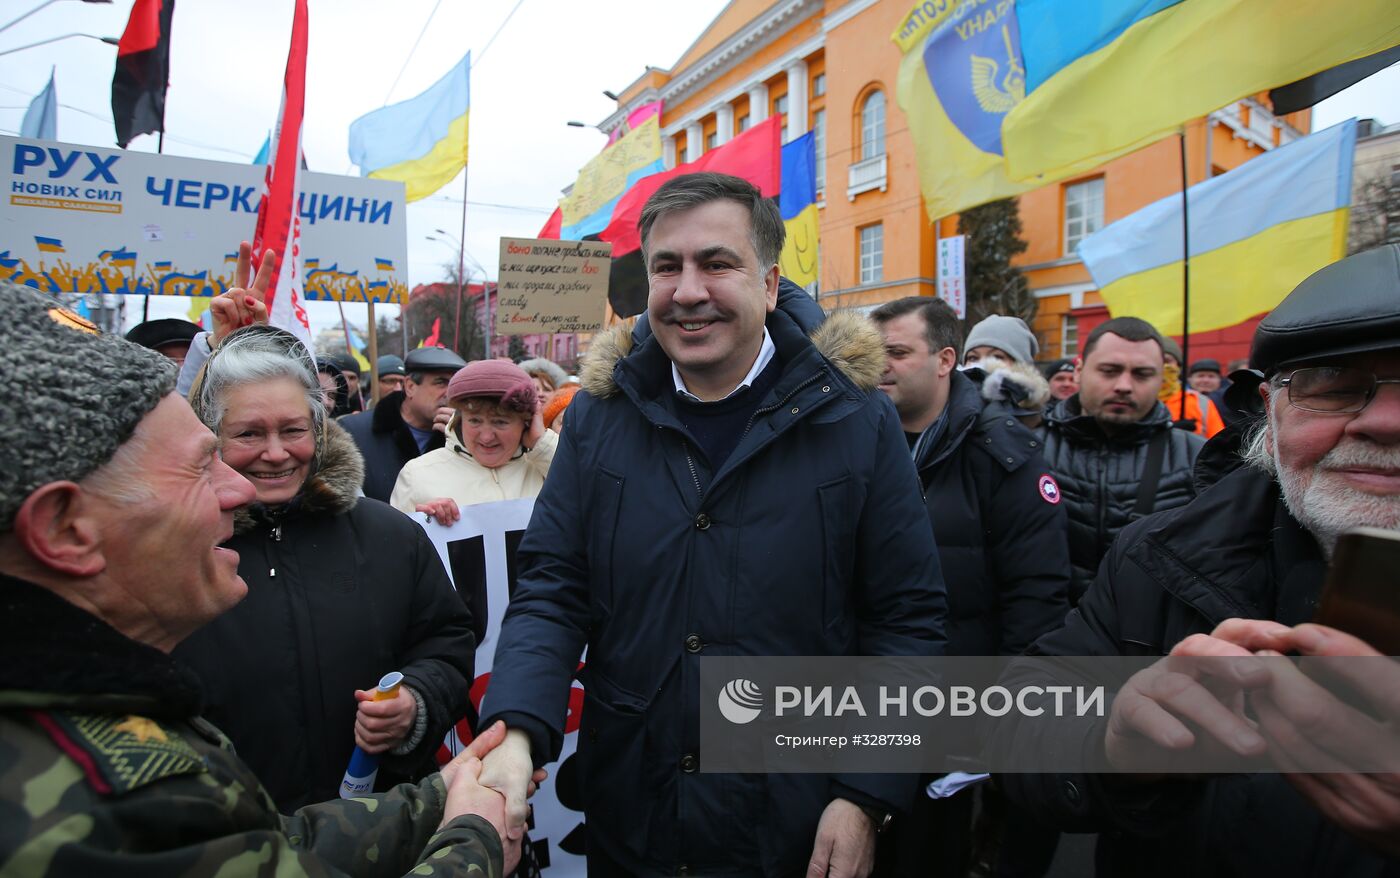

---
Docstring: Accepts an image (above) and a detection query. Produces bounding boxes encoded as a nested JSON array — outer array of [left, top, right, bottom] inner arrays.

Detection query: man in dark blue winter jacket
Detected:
[[477, 173, 947, 877]]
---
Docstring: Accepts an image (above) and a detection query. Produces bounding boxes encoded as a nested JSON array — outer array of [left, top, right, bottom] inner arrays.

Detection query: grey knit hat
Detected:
[[964, 314, 1039, 365], [0, 282, 176, 532]]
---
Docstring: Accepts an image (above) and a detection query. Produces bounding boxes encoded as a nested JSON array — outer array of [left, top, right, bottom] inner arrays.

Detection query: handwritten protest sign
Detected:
[[496, 237, 611, 335]]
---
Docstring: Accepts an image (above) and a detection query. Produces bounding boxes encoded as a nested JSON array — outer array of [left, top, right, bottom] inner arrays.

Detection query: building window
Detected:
[[737, 114, 749, 133], [775, 94, 789, 143], [813, 108, 826, 197], [859, 224, 883, 285], [1062, 315, 1079, 357], [813, 72, 826, 97], [706, 131, 717, 151], [860, 90, 885, 161], [1064, 177, 1105, 256]]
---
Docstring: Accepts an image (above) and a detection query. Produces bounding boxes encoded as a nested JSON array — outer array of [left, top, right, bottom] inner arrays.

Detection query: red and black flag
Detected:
[[111, 0, 175, 148]]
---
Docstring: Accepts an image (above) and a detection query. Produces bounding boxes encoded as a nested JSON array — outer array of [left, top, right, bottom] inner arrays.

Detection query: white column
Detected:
[[685, 122, 704, 161], [785, 61, 809, 140], [715, 105, 734, 145], [663, 135, 677, 170], [747, 83, 770, 124]]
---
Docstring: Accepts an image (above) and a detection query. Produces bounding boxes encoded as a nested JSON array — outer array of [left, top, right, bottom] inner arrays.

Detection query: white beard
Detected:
[[1270, 417, 1400, 558]]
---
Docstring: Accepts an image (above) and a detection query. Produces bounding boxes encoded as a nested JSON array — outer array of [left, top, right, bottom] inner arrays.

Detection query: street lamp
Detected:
[[0, 32, 117, 56]]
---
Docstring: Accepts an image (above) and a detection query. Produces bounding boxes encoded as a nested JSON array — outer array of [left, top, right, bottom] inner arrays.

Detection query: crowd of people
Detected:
[[2, 171, 1398, 877]]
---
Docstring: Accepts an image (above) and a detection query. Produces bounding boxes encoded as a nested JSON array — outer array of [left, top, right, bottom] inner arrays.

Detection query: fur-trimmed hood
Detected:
[[580, 310, 887, 399], [976, 359, 1051, 413], [232, 419, 365, 534]]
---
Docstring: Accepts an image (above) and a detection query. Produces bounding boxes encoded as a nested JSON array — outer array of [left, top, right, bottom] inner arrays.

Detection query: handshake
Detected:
[[437, 721, 547, 874], [1106, 620, 1400, 857]]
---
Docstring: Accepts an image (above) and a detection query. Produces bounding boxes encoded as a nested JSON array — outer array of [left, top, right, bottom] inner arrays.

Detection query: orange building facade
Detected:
[[602, 0, 1311, 363]]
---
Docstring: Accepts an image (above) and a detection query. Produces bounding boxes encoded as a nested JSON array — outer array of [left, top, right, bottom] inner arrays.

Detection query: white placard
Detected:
[[419, 498, 585, 876], [937, 234, 967, 319], [0, 135, 408, 303]]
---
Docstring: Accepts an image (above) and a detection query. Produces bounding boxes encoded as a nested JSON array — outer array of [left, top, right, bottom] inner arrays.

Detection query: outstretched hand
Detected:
[[210, 242, 276, 345]]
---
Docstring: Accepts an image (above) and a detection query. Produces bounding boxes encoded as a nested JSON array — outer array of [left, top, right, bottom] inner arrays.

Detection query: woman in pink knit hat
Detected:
[[389, 359, 556, 524]]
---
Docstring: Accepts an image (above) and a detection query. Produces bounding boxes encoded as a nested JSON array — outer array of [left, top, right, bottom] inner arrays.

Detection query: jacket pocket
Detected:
[[588, 468, 625, 615], [576, 668, 651, 858], [817, 476, 857, 631]]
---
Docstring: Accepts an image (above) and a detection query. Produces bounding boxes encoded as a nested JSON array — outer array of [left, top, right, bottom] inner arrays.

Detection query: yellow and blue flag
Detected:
[[559, 101, 663, 240], [1078, 119, 1356, 336], [35, 236, 64, 253], [374, 257, 394, 271], [348, 51, 469, 202], [100, 246, 136, 268], [892, 2, 1111, 219], [778, 132, 818, 288], [1002, 0, 1400, 181]]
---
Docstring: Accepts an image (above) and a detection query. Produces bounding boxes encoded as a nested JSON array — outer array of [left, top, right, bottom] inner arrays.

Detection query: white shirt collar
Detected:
[[672, 327, 775, 402]]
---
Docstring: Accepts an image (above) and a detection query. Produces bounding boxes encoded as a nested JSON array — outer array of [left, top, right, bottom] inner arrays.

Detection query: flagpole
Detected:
[[1178, 129, 1191, 422], [456, 168, 468, 354]]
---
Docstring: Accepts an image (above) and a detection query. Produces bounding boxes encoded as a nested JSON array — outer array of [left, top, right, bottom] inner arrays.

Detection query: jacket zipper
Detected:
[[269, 522, 282, 578], [680, 371, 827, 502]]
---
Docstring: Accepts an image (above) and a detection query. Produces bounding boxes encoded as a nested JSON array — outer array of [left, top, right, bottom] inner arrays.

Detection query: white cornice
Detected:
[[660, 33, 826, 137], [822, 0, 880, 32], [656, 0, 824, 117]]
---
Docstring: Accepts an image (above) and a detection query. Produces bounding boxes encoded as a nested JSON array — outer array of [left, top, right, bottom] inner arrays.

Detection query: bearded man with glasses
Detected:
[[988, 245, 1400, 876]]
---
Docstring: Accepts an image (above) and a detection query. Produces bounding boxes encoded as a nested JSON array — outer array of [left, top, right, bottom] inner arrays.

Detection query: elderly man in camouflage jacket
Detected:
[[0, 281, 511, 877]]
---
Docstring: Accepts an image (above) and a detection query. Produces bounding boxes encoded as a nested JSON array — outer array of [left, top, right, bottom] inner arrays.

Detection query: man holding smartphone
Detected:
[[990, 244, 1400, 875]]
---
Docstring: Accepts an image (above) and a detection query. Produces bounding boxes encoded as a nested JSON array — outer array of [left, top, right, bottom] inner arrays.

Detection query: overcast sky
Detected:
[[0, 0, 1395, 337]]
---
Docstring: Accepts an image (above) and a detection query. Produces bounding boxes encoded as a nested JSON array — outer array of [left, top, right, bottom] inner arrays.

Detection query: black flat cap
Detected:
[[1188, 359, 1221, 375], [125, 318, 202, 350], [1251, 244, 1400, 374], [328, 353, 360, 376], [404, 346, 467, 373], [1041, 357, 1075, 379]]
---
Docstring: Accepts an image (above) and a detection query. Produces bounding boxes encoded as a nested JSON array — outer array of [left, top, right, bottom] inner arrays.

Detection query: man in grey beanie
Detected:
[[0, 280, 518, 875]]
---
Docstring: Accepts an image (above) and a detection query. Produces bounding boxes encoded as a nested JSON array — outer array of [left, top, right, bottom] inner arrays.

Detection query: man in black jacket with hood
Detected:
[[340, 346, 466, 501], [993, 245, 1400, 876], [872, 296, 1070, 876]]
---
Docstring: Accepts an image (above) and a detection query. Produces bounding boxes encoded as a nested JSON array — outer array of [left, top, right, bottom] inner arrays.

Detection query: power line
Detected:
[[380, 0, 444, 107], [472, 0, 527, 70]]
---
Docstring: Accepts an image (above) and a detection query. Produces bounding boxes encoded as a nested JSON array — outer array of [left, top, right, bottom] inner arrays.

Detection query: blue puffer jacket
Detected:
[[481, 307, 946, 876]]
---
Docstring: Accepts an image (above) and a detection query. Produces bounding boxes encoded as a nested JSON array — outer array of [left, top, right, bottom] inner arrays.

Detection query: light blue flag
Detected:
[[21, 70, 57, 140], [252, 131, 270, 165]]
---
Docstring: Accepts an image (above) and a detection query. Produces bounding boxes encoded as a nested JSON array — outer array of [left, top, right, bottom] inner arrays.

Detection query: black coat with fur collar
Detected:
[[174, 422, 474, 811], [480, 307, 946, 876]]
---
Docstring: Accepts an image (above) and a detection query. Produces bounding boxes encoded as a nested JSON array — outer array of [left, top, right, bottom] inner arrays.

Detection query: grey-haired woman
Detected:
[[174, 322, 475, 810]]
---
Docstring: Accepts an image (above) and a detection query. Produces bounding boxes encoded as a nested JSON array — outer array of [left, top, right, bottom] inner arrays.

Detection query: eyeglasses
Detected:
[[1279, 366, 1400, 414]]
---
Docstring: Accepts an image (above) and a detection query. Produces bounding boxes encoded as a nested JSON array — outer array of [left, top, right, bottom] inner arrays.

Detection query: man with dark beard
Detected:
[[992, 245, 1400, 876]]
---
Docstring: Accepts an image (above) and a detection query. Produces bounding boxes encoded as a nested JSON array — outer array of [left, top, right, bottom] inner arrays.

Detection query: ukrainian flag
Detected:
[[891, 2, 1077, 220], [1078, 119, 1356, 337], [305, 258, 320, 271], [224, 252, 239, 263], [348, 51, 469, 202], [35, 236, 64, 253], [778, 132, 818, 288], [100, 247, 137, 268], [154, 261, 172, 270], [375, 257, 394, 271], [1002, 0, 1400, 182]]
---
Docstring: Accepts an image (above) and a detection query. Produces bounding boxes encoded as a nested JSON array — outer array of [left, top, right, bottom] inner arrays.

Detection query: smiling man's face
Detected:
[[645, 199, 777, 401]]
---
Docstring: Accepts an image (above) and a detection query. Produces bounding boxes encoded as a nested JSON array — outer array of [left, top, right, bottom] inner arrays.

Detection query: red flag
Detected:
[[111, 0, 175, 147], [600, 117, 782, 256], [252, 0, 312, 345], [538, 207, 562, 239], [421, 317, 442, 348]]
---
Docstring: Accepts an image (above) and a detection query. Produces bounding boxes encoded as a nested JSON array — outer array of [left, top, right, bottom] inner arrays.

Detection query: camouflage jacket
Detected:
[[0, 574, 501, 877]]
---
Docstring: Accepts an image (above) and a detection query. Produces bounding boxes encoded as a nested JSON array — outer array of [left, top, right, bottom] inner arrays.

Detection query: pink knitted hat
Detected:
[[446, 360, 537, 414]]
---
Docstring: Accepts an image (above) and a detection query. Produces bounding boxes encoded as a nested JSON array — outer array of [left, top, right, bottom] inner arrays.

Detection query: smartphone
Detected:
[[1314, 528, 1400, 656]]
